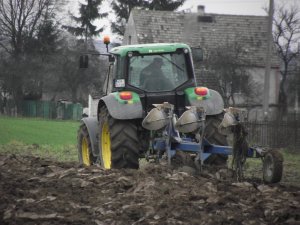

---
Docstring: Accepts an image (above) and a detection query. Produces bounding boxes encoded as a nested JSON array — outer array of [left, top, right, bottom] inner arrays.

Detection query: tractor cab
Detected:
[[127, 50, 189, 92], [106, 43, 198, 115]]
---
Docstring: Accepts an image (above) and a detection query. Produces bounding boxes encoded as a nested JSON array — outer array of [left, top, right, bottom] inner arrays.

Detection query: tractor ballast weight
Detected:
[[77, 42, 283, 184]]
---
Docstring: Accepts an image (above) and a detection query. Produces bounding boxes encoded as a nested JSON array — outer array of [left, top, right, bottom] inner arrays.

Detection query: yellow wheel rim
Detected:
[[101, 122, 112, 169], [82, 137, 91, 166]]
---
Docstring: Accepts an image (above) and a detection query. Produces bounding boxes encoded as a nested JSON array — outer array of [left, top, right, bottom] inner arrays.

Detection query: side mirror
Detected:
[[109, 55, 115, 63], [192, 47, 203, 62], [79, 55, 89, 68]]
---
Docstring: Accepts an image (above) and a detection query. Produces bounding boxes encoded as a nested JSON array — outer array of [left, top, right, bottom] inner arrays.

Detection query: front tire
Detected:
[[77, 123, 96, 166], [99, 107, 139, 169]]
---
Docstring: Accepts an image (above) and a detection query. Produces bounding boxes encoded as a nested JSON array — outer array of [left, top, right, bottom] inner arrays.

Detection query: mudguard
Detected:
[[81, 117, 99, 156], [99, 92, 143, 120], [186, 88, 224, 115]]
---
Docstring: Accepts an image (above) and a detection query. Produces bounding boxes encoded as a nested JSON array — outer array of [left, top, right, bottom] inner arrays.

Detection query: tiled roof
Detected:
[[126, 9, 280, 91], [128, 9, 279, 68]]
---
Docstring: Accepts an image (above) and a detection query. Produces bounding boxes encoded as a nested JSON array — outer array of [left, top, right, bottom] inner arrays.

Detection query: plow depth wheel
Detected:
[[99, 107, 139, 169], [78, 123, 95, 166], [263, 150, 283, 184]]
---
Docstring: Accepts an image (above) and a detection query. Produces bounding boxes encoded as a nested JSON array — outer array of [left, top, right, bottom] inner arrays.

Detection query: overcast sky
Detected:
[[179, 0, 269, 15], [67, 0, 298, 42]]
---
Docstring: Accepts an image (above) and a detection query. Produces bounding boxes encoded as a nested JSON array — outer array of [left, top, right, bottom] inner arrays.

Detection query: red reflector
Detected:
[[194, 87, 208, 96], [119, 92, 132, 100]]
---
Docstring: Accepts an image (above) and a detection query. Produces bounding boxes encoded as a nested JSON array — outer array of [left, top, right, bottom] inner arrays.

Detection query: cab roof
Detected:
[[110, 43, 191, 57]]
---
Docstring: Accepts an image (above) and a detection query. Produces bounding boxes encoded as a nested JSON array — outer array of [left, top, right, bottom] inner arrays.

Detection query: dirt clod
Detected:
[[0, 154, 299, 225]]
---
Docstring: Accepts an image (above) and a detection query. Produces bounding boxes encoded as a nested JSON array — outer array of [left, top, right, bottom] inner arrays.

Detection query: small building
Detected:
[[123, 6, 280, 120]]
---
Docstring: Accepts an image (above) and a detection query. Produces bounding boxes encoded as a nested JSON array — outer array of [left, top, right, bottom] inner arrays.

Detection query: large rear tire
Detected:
[[77, 123, 96, 166], [204, 114, 228, 165], [99, 107, 139, 169]]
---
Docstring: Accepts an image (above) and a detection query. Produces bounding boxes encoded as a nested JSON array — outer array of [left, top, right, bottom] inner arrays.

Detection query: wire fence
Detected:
[[1, 100, 83, 120], [244, 119, 300, 150]]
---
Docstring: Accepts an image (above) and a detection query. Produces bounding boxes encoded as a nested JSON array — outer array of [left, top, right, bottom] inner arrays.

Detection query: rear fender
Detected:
[[185, 88, 224, 115], [98, 92, 143, 120], [81, 117, 99, 156]]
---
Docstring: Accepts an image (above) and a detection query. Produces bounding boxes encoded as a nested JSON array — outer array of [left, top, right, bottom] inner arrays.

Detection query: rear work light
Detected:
[[194, 87, 208, 96], [119, 91, 133, 100]]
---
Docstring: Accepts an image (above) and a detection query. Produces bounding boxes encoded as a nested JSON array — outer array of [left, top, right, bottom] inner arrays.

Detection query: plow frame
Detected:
[[152, 137, 264, 165], [149, 105, 263, 165], [151, 132, 283, 183], [143, 103, 283, 183]]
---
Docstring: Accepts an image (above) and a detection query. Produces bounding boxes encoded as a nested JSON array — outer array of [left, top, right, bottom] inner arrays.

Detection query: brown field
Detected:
[[0, 152, 299, 225]]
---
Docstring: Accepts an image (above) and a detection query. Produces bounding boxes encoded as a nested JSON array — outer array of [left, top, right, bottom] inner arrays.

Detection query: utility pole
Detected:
[[263, 0, 274, 120], [85, 0, 92, 51]]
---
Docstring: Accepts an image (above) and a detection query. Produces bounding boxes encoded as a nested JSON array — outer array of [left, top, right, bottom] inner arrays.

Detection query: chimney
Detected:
[[197, 5, 213, 23], [197, 5, 205, 15]]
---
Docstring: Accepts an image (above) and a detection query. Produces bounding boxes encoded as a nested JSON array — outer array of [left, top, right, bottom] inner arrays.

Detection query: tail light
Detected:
[[194, 87, 208, 96], [119, 91, 132, 100]]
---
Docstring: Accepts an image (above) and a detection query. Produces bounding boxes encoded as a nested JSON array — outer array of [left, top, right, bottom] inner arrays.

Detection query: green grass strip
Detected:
[[0, 116, 79, 147]]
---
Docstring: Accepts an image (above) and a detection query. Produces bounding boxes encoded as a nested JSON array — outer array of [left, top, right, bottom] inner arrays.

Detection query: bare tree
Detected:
[[273, 2, 300, 115], [0, 0, 63, 112], [0, 0, 61, 55], [49, 38, 105, 103], [205, 39, 261, 107]]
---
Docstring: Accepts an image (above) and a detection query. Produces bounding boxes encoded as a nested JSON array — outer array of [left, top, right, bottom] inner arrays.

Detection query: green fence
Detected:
[[22, 101, 83, 120]]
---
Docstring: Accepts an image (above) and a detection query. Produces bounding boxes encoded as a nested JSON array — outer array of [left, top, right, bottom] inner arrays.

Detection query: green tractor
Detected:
[[78, 42, 226, 168], [77, 42, 283, 183]]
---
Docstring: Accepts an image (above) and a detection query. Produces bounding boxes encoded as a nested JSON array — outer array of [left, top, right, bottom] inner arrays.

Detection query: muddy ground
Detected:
[[0, 154, 299, 225]]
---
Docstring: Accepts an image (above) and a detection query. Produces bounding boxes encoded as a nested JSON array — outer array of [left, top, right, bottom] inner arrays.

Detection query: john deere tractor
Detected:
[[78, 42, 283, 183]]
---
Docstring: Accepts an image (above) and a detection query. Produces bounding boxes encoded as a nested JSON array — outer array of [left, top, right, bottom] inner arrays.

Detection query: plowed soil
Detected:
[[0, 154, 299, 225]]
